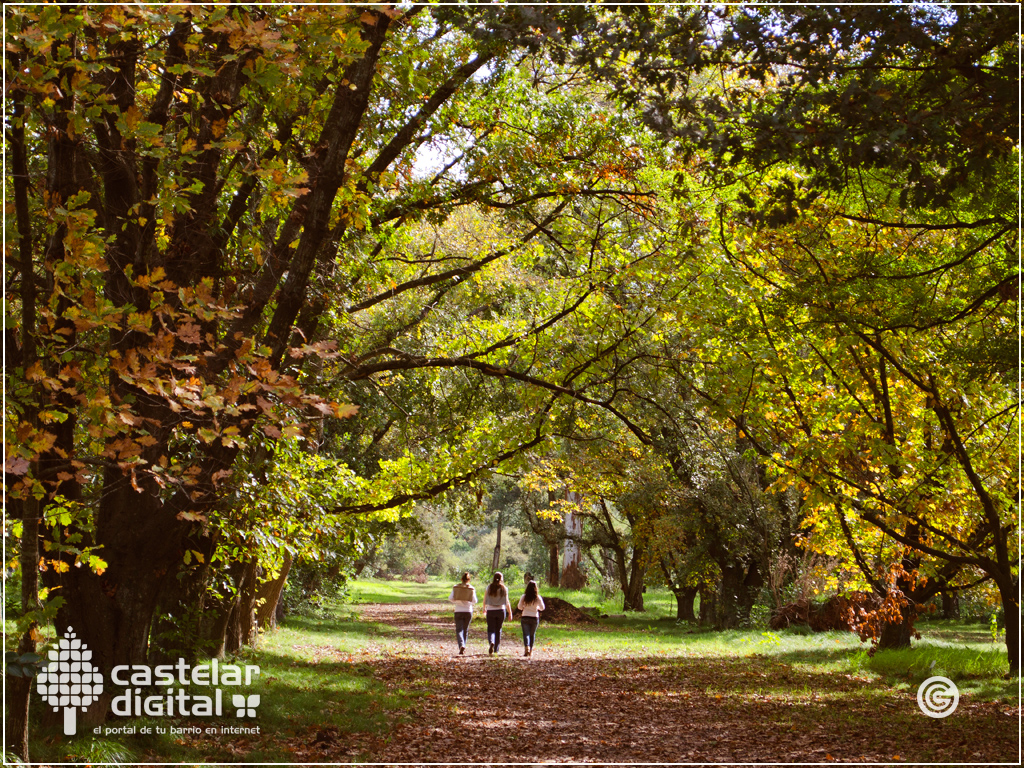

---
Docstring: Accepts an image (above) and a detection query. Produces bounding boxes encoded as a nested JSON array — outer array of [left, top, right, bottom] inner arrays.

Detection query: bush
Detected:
[[282, 562, 349, 617], [402, 562, 429, 584], [957, 583, 1003, 621]]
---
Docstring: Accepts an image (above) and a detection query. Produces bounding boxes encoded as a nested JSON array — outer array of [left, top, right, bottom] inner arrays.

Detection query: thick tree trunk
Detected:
[[876, 542, 924, 651], [255, 553, 293, 630], [995, 574, 1019, 672], [940, 590, 960, 619], [47, 568, 167, 728], [547, 543, 560, 587], [44, 478, 189, 727], [877, 606, 916, 650], [698, 585, 716, 626], [561, 492, 586, 589], [716, 561, 764, 629], [5, 675, 32, 761], [224, 559, 260, 654], [150, 529, 219, 664], [673, 586, 698, 622]]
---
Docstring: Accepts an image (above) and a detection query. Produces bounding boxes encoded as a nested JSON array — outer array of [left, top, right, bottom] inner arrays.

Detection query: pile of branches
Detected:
[[512, 596, 599, 624], [769, 592, 882, 632]]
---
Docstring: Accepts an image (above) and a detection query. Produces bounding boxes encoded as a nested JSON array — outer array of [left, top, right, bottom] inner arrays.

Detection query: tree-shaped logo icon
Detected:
[[35, 628, 104, 735]]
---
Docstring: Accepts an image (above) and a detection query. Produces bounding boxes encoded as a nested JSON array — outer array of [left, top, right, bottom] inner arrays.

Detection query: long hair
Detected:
[[486, 571, 506, 599], [522, 580, 539, 605], [461, 571, 471, 584]]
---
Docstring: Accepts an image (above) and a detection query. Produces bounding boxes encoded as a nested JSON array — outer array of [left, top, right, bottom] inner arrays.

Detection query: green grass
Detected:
[[348, 575, 452, 605]]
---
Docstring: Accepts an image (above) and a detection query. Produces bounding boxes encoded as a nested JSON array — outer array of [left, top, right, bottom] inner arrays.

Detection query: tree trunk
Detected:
[[603, 548, 617, 581], [224, 559, 259, 654], [547, 543, 560, 587], [1001, 597, 1019, 673], [43, 479, 189, 727], [877, 606, 916, 650], [940, 590, 960, 620], [995, 574, 1019, 672], [255, 553, 293, 630], [716, 561, 764, 629], [492, 510, 502, 571], [561, 491, 586, 589], [698, 585, 716, 626], [204, 558, 260, 659], [5, 674, 32, 761], [150, 529, 219, 664], [6, 57, 37, 762], [622, 549, 646, 612], [673, 585, 698, 622], [5, 495, 38, 760]]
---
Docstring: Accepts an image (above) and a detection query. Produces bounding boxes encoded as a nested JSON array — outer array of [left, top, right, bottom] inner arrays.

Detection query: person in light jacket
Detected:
[[483, 572, 514, 655], [447, 571, 477, 655], [518, 580, 546, 657]]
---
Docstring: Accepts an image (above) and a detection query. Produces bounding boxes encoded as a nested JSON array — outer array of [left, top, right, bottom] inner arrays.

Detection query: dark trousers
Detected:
[[454, 612, 472, 649], [486, 608, 506, 651], [521, 616, 539, 648]]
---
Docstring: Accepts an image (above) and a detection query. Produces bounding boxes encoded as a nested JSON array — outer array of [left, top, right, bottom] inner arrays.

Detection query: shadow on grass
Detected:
[[773, 638, 1014, 702]]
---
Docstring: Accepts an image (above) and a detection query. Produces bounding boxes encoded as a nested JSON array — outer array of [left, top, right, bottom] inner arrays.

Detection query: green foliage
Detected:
[[4, 651, 43, 679], [5, 3, 1018, 718], [282, 563, 350, 620]]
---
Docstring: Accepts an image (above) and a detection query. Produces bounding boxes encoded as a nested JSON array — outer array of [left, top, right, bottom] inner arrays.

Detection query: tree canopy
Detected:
[[3, 5, 1019, 756]]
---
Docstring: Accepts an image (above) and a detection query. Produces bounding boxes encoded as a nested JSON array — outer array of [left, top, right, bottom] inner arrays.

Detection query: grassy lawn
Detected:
[[14, 578, 1018, 763]]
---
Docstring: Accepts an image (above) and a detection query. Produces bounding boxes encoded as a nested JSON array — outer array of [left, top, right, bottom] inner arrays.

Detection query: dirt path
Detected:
[[299, 603, 1018, 763]]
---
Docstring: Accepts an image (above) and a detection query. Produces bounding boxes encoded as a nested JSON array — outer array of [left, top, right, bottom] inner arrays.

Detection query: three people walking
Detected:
[[449, 571, 545, 657]]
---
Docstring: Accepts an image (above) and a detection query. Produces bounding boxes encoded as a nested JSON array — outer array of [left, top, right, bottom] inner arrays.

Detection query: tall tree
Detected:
[[3, 3, 662, 718]]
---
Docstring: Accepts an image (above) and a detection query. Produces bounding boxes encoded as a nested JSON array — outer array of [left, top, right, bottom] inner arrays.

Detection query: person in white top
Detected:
[[447, 572, 477, 655], [483, 572, 514, 655], [517, 580, 546, 657]]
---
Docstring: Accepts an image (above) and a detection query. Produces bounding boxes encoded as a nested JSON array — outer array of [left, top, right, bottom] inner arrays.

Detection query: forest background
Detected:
[[3, 3, 1019, 759]]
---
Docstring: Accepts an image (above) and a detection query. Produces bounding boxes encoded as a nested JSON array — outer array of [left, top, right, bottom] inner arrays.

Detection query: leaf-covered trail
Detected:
[[299, 603, 1017, 763]]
